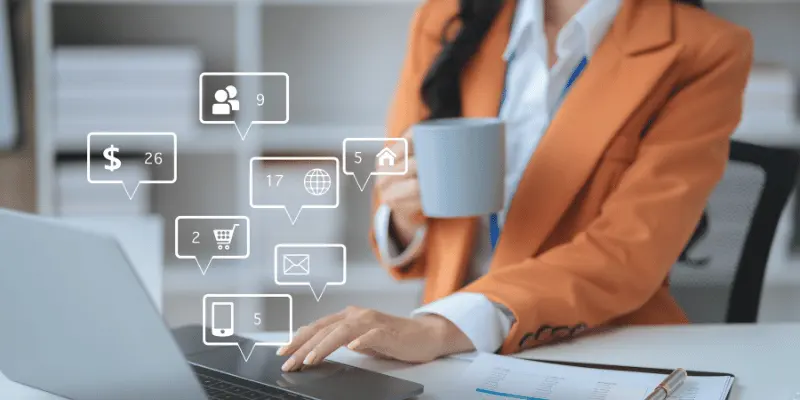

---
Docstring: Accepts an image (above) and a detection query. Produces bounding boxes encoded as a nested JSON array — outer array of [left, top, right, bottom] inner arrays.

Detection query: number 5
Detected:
[[354, 151, 362, 164], [254, 313, 261, 326]]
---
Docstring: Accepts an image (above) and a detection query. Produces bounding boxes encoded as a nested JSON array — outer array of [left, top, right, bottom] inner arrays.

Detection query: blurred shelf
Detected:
[[46, 0, 800, 5], [255, 123, 800, 153], [56, 124, 388, 154], [256, 0, 419, 4], [53, 122, 800, 154], [49, 0, 420, 4], [55, 128, 245, 155], [260, 124, 386, 153], [50, 0, 252, 4], [164, 260, 423, 295]]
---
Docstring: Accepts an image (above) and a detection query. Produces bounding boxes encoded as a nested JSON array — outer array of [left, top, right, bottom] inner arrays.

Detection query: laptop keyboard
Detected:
[[193, 365, 314, 400]]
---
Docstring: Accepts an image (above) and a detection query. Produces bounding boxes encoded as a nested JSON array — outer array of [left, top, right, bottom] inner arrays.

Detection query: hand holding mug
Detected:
[[374, 131, 423, 246], [376, 119, 505, 245]]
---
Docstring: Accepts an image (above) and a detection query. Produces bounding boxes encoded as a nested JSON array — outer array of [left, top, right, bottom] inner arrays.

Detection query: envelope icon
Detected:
[[283, 254, 310, 276]]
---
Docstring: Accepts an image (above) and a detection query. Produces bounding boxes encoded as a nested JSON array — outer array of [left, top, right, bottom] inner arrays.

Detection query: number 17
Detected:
[[266, 174, 283, 186]]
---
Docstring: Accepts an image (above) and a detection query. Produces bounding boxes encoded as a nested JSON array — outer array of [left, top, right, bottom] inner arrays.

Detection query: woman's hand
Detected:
[[375, 131, 424, 247], [275, 306, 475, 372]]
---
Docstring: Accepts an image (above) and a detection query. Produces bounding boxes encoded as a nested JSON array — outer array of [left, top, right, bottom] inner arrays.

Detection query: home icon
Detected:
[[376, 147, 396, 167]]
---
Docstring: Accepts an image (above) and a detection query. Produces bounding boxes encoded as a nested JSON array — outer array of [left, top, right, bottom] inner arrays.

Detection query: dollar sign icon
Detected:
[[103, 145, 122, 172]]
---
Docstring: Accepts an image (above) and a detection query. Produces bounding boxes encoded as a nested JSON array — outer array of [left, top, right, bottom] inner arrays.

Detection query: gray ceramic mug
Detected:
[[412, 118, 505, 218]]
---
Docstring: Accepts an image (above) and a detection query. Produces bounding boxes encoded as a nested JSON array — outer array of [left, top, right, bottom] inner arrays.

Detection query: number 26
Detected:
[[144, 152, 162, 165]]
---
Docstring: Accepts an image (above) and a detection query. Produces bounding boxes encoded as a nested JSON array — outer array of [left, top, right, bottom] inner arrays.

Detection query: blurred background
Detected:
[[0, 0, 799, 330]]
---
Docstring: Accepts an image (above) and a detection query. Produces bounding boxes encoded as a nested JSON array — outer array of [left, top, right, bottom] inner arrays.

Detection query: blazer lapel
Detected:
[[426, 0, 517, 302], [490, 0, 683, 269]]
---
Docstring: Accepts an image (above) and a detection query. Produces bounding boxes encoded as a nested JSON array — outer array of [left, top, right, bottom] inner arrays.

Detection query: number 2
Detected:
[[192, 231, 200, 244], [254, 313, 261, 326]]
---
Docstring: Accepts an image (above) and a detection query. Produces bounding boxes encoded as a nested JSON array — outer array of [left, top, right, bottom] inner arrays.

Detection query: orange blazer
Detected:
[[370, 0, 753, 355]]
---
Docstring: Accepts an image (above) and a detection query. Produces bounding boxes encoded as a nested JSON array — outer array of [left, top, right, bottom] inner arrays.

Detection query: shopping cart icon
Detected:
[[213, 224, 239, 250]]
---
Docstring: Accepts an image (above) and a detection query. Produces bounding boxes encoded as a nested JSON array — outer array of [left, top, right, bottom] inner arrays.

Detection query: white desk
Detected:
[[2, 324, 798, 399]]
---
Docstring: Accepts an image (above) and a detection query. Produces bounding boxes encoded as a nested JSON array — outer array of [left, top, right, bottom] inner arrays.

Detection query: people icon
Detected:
[[212, 85, 240, 116], [226, 85, 240, 111], [212, 90, 231, 115]]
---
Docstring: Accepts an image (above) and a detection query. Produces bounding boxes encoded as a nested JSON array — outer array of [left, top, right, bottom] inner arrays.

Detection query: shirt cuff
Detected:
[[410, 292, 513, 353], [373, 204, 427, 268]]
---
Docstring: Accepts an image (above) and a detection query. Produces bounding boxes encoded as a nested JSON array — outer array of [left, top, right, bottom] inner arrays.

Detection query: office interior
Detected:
[[1, 0, 799, 336]]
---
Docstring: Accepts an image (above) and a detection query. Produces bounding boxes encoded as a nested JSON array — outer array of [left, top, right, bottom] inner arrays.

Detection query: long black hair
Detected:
[[420, 0, 710, 267], [421, 0, 705, 120]]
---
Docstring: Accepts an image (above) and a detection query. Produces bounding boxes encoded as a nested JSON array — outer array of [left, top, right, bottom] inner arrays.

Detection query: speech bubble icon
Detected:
[[175, 216, 250, 275], [199, 72, 289, 140], [202, 294, 293, 362], [342, 138, 409, 191], [250, 157, 340, 225], [274, 244, 346, 302], [86, 132, 177, 200]]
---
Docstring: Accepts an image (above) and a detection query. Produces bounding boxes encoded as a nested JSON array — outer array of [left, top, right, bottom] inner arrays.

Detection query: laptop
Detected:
[[0, 209, 424, 400]]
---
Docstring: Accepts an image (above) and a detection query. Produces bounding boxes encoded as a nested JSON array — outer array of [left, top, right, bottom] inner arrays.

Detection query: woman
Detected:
[[277, 0, 753, 372]]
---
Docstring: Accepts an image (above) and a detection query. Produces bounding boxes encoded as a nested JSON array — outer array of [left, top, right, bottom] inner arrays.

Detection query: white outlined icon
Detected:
[[212, 85, 239, 115], [175, 216, 251, 275], [211, 302, 235, 338], [303, 168, 332, 196], [343, 138, 409, 191], [86, 132, 177, 200], [274, 244, 346, 302], [376, 147, 397, 166], [250, 157, 340, 225], [213, 223, 239, 250], [203, 294, 293, 362], [283, 254, 311, 276], [199, 72, 289, 140]]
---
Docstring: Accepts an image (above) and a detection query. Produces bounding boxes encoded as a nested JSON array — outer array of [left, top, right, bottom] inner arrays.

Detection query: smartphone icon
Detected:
[[211, 302, 235, 338]]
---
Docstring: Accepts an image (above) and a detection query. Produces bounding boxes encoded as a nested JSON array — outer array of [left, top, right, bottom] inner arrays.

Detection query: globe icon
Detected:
[[304, 168, 332, 196]]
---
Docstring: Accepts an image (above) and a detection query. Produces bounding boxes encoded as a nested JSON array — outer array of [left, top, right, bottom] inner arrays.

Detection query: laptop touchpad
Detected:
[[188, 345, 350, 391]]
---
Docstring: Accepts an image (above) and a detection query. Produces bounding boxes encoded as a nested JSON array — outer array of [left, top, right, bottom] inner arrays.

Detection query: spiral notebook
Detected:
[[449, 353, 734, 400]]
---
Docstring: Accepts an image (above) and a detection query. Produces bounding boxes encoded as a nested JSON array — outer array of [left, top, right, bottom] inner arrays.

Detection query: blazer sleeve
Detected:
[[369, 2, 441, 280], [461, 28, 754, 354]]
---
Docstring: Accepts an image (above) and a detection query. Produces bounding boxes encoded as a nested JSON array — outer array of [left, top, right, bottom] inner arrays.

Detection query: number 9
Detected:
[[257, 93, 264, 106]]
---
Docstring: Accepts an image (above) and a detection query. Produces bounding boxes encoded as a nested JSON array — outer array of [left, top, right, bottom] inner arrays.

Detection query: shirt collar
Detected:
[[503, 0, 622, 61]]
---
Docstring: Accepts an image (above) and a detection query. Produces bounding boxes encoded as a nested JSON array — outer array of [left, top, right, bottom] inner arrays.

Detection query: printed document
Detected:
[[446, 353, 733, 400]]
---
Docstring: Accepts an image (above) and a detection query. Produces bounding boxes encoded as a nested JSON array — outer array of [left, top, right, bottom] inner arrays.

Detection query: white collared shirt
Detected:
[[375, 0, 622, 353]]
